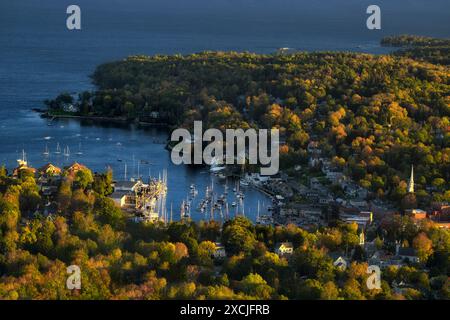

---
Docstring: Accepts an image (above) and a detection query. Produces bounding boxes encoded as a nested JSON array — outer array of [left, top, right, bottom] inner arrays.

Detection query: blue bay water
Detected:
[[0, 0, 449, 221]]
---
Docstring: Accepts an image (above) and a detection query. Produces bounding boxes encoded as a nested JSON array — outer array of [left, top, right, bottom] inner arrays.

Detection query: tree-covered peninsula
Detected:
[[45, 37, 450, 207]]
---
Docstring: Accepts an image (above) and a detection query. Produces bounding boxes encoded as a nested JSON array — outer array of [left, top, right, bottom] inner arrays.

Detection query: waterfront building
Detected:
[[110, 176, 167, 222], [13, 162, 36, 178], [38, 163, 62, 177], [111, 191, 129, 207], [114, 180, 142, 193], [65, 162, 88, 178]]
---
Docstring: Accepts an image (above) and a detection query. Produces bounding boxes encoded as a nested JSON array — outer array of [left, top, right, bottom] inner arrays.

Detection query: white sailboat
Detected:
[[224, 182, 228, 195], [181, 200, 190, 219], [17, 149, 27, 166], [55, 142, 61, 154], [43, 144, 49, 156], [63, 146, 70, 157], [76, 142, 83, 155], [257, 201, 260, 222]]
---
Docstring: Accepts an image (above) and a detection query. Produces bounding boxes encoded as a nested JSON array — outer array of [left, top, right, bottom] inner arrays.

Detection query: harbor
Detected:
[[3, 115, 400, 230], [1, 115, 273, 223]]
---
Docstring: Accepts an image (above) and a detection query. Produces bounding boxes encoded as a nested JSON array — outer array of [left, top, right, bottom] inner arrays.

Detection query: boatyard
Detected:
[[110, 171, 168, 223]]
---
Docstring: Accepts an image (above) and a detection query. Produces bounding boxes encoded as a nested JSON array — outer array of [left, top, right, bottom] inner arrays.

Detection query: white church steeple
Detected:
[[408, 165, 414, 194]]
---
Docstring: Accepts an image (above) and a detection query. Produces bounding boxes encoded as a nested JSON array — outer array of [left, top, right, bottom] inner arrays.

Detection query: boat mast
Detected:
[[225, 202, 229, 220], [257, 201, 260, 220], [137, 160, 140, 180], [132, 154, 135, 179]]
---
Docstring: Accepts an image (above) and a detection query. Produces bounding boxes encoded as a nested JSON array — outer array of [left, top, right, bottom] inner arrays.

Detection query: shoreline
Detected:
[[34, 109, 171, 128]]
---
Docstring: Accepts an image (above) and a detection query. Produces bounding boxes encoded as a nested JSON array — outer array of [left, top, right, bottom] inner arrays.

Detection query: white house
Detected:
[[333, 256, 348, 270], [275, 242, 294, 256], [213, 243, 227, 259]]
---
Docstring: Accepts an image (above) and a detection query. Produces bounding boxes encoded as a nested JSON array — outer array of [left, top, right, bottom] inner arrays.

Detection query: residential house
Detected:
[[149, 111, 160, 119], [307, 141, 322, 155], [275, 242, 294, 256], [348, 199, 369, 210], [405, 209, 428, 221], [38, 163, 62, 177], [319, 195, 334, 205], [13, 159, 36, 178], [213, 243, 227, 259], [65, 162, 88, 178], [341, 211, 373, 230], [309, 177, 322, 190], [430, 204, 450, 228], [329, 252, 348, 270], [62, 102, 79, 113], [368, 251, 394, 268], [396, 244, 420, 263], [326, 171, 346, 185]]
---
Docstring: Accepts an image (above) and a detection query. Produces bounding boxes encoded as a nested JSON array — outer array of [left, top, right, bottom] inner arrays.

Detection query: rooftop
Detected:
[[110, 191, 129, 199], [398, 247, 418, 257], [114, 181, 140, 189]]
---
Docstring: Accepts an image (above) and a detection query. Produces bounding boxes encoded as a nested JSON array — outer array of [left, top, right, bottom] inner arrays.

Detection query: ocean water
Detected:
[[0, 0, 449, 221]]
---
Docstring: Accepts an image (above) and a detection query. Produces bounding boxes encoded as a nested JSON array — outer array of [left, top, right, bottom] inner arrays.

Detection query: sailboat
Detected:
[[43, 144, 49, 156], [17, 149, 27, 166], [75, 142, 83, 156], [181, 200, 190, 219], [55, 143, 61, 154], [224, 182, 228, 195], [63, 146, 70, 157], [257, 201, 260, 221]]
